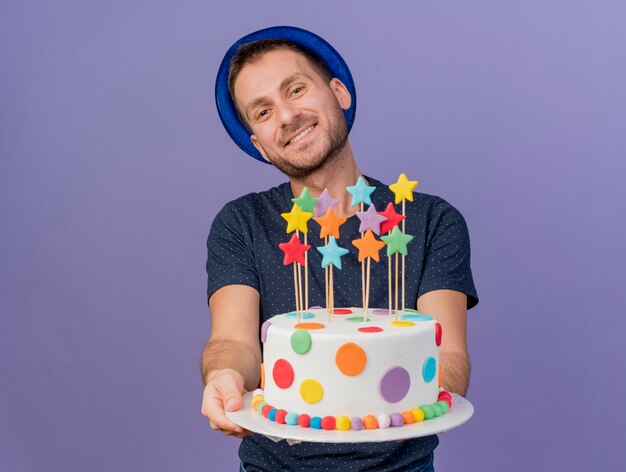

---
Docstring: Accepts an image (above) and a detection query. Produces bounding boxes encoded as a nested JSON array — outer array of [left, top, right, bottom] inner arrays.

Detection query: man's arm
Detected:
[[417, 289, 470, 396], [200, 285, 261, 438]]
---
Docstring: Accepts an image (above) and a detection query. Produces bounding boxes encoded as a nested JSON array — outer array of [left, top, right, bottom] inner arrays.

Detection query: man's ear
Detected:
[[329, 78, 352, 110], [251, 135, 271, 163]]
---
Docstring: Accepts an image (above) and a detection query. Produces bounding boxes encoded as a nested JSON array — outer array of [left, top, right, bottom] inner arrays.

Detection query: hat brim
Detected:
[[215, 26, 357, 164]]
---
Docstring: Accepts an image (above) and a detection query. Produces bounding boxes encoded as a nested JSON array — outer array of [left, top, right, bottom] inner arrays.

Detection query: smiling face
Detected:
[[233, 49, 352, 178]]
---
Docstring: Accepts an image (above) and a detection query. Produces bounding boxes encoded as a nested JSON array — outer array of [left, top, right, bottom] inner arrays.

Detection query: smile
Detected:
[[286, 124, 316, 146]]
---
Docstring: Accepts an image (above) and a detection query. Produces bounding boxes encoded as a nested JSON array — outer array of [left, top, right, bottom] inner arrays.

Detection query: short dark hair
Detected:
[[228, 39, 333, 132]]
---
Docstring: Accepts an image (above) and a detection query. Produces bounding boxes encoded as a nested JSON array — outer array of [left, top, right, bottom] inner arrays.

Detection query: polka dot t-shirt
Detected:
[[206, 176, 478, 472]]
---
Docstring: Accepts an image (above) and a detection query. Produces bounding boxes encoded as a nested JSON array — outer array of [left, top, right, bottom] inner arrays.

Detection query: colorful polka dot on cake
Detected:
[[401, 314, 433, 321], [358, 326, 383, 333], [422, 356, 437, 383], [294, 322, 325, 330], [290, 329, 312, 354], [435, 322, 442, 346], [335, 342, 367, 376], [272, 359, 294, 388], [300, 379, 323, 404], [332, 308, 352, 314], [391, 320, 415, 328], [379, 366, 411, 403], [261, 320, 271, 343], [285, 311, 314, 319]]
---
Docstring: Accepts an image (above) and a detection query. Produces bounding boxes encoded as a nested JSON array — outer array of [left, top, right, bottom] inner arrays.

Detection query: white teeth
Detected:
[[289, 125, 314, 144]]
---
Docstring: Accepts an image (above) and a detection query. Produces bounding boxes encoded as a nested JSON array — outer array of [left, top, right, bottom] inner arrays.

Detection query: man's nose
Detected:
[[276, 102, 301, 127]]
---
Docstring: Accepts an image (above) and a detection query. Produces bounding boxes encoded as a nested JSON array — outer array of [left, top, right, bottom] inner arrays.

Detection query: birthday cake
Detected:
[[249, 175, 454, 431], [252, 307, 452, 430]]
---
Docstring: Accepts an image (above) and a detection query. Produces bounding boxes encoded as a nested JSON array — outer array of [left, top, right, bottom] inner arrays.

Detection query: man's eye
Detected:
[[291, 86, 303, 95], [258, 109, 268, 118]]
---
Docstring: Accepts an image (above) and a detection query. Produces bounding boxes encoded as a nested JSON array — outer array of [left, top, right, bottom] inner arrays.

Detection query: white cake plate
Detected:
[[226, 392, 474, 443]]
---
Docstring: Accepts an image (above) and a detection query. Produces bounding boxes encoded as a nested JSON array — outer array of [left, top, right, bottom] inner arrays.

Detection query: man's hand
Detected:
[[201, 368, 251, 438]]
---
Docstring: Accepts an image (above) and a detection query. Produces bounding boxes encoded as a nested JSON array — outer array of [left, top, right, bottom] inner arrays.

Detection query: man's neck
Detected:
[[289, 142, 365, 218]]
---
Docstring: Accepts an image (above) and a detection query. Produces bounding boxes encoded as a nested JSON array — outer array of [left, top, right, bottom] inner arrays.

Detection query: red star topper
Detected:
[[378, 202, 407, 234], [278, 233, 311, 266]]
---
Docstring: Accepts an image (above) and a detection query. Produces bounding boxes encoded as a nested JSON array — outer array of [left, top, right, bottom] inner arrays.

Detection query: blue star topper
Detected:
[[317, 236, 350, 269], [346, 176, 376, 206]]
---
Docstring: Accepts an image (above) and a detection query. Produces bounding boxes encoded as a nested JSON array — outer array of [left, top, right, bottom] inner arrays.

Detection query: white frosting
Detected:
[[263, 308, 440, 418]]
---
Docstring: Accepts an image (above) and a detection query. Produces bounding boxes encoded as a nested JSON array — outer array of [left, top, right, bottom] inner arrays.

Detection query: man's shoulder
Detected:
[[211, 182, 289, 231], [218, 182, 288, 213]]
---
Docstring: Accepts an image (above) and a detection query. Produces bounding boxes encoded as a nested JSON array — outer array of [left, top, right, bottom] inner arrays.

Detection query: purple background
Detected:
[[2, 1, 625, 470]]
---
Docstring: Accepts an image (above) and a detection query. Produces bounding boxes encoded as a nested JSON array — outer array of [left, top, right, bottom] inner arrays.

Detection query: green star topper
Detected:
[[291, 187, 318, 214], [380, 226, 414, 256]]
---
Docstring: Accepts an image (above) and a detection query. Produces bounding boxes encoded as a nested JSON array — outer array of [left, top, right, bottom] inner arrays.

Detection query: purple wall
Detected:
[[2, 1, 624, 470]]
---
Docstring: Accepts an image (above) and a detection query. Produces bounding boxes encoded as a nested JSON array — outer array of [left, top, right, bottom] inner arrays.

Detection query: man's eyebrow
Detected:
[[244, 73, 313, 118]]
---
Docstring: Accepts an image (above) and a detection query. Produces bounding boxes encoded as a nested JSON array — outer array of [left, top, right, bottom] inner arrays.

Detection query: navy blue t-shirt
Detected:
[[206, 176, 478, 472]]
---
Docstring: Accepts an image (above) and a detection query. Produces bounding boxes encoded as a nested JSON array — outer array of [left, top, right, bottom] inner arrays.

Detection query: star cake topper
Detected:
[[346, 176, 376, 207], [291, 187, 318, 214], [352, 229, 386, 262], [389, 173, 418, 204], [314, 188, 340, 218], [281, 203, 313, 234], [317, 236, 350, 269], [380, 226, 414, 256], [356, 204, 387, 235], [278, 233, 311, 266], [314, 207, 347, 239], [378, 202, 407, 234]]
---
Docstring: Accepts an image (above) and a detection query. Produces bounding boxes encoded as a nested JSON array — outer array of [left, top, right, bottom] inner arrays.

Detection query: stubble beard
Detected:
[[261, 107, 349, 180]]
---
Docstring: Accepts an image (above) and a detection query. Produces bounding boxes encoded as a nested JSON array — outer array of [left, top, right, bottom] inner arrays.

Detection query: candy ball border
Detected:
[[250, 389, 453, 431]]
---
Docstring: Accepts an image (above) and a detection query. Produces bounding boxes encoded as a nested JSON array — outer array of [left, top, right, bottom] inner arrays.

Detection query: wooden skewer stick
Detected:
[[365, 257, 371, 321], [295, 230, 302, 323], [297, 261, 303, 319], [304, 232, 309, 312], [326, 266, 330, 321], [395, 252, 399, 320], [331, 263, 335, 316], [360, 203, 365, 311], [388, 255, 392, 316], [402, 200, 406, 314], [325, 236, 329, 319], [293, 262, 299, 321]]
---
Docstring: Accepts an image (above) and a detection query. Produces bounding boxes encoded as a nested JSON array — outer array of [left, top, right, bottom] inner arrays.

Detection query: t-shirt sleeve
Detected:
[[206, 203, 260, 301], [418, 199, 479, 309]]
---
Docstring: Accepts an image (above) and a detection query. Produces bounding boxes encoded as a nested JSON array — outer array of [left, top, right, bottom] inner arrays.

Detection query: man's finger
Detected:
[[215, 372, 245, 412], [202, 384, 243, 433]]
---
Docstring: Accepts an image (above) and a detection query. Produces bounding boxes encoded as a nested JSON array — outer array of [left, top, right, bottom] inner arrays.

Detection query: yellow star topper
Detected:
[[281, 203, 313, 234], [389, 173, 419, 204]]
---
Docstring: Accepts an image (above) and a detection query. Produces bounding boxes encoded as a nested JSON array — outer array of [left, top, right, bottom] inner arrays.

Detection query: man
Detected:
[[201, 26, 478, 471]]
